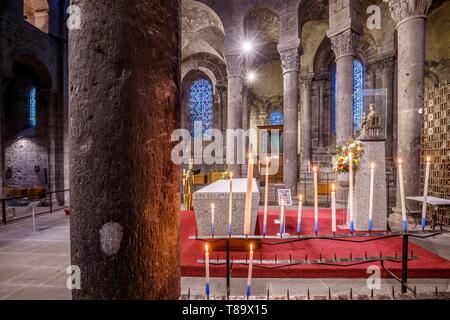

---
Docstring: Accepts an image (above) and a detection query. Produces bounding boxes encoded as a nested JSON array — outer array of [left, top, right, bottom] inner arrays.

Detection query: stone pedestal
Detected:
[[353, 140, 387, 231], [193, 179, 260, 236]]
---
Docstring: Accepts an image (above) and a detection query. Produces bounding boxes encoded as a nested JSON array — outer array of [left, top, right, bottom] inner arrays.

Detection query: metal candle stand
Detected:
[[190, 229, 446, 299]]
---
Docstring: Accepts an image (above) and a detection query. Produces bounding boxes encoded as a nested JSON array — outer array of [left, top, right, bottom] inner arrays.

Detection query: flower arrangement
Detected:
[[332, 139, 364, 174]]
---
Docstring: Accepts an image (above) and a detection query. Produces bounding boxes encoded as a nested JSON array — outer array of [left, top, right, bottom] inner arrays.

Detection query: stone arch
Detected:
[[181, 53, 227, 89], [242, 0, 288, 18], [23, 0, 49, 33]]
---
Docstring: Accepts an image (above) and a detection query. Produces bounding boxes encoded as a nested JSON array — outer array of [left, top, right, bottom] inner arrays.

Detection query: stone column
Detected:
[[279, 48, 300, 193], [300, 74, 313, 163], [69, 0, 180, 299], [378, 57, 395, 159], [0, 75, 3, 194], [225, 55, 244, 177], [330, 30, 360, 146], [388, 0, 432, 204]]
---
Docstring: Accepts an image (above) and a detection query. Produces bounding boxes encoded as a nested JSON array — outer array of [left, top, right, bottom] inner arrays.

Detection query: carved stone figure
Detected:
[[360, 104, 383, 139]]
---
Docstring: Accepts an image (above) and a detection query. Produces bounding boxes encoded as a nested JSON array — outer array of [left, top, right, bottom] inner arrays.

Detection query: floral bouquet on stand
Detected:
[[332, 138, 364, 174]]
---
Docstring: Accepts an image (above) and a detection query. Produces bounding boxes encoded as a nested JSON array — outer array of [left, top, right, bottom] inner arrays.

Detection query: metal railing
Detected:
[[1, 189, 70, 225]]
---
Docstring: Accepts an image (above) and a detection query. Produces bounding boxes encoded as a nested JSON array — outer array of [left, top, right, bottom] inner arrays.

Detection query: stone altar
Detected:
[[352, 140, 387, 231], [193, 179, 260, 236]]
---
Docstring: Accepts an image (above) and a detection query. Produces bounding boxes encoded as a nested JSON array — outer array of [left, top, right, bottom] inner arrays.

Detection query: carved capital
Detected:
[[330, 30, 360, 60], [279, 48, 300, 73], [225, 55, 244, 78], [376, 56, 396, 74], [388, 0, 432, 26]]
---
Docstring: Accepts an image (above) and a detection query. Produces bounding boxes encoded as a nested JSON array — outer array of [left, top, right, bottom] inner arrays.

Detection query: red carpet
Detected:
[[181, 209, 450, 278]]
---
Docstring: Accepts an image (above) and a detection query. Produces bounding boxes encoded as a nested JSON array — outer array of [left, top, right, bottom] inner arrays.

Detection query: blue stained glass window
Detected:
[[189, 78, 213, 139], [330, 70, 337, 135], [269, 109, 283, 126], [29, 86, 36, 127], [352, 59, 364, 132]]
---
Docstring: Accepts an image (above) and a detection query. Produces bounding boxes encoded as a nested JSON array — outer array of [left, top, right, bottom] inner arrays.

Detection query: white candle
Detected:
[[308, 160, 311, 173], [246, 243, 254, 297], [331, 184, 336, 233], [244, 153, 254, 235], [205, 244, 210, 295], [297, 194, 303, 234], [313, 166, 319, 234], [421, 156, 431, 229], [348, 152, 354, 232], [279, 200, 285, 236], [263, 156, 270, 235], [398, 159, 407, 231], [368, 162, 375, 231], [210, 203, 215, 234], [228, 172, 233, 234]]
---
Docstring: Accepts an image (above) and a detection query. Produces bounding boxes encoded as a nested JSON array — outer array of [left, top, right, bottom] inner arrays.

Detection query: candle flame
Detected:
[[371, 162, 375, 169], [398, 159, 402, 165], [229, 171, 233, 178], [299, 194, 302, 201], [205, 244, 209, 252], [426, 156, 431, 162], [313, 166, 318, 173], [250, 243, 253, 251], [332, 184, 336, 192], [211, 203, 215, 209]]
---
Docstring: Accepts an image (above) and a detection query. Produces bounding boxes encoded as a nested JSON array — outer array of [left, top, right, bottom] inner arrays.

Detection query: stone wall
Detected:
[[4, 137, 48, 188]]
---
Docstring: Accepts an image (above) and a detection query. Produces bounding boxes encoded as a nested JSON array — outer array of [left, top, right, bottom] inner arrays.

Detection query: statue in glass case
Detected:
[[359, 103, 383, 139]]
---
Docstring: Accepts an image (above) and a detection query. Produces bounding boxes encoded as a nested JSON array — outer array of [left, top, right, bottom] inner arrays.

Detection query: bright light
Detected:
[[243, 41, 253, 53], [247, 72, 256, 82]]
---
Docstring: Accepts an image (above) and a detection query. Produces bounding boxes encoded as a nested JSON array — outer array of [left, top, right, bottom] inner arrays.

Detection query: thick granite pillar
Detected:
[[225, 55, 244, 177], [279, 48, 300, 193], [378, 57, 395, 159], [69, 0, 180, 299], [300, 74, 313, 163], [0, 75, 3, 194], [330, 30, 360, 146], [388, 0, 432, 204]]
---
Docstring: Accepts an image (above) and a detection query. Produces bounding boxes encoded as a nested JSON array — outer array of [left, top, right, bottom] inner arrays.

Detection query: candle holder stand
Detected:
[[190, 229, 447, 298]]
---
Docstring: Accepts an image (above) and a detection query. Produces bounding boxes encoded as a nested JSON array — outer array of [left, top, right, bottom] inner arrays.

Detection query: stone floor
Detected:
[[0, 209, 448, 300]]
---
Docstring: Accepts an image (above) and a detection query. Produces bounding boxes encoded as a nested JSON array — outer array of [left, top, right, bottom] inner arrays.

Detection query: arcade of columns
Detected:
[[68, 0, 433, 299], [224, 0, 432, 203]]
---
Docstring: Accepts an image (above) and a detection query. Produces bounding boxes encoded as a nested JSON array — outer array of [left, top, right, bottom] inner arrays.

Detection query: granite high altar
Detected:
[[193, 179, 260, 236]]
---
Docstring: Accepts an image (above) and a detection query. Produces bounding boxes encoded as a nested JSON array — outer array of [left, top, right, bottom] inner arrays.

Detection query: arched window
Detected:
[[23, 0, 49, 33], [29, 86, 37, 127], [352, 59, 364, 132], [329, 58, 364, 135], [330, 69, 337, 135], [189, 78, 213, 139], [268, 109, 283, 126]]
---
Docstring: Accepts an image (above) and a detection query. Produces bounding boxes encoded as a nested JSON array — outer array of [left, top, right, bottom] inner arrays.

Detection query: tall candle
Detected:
[[421, 156, 431, 230], [398, 159, 407, 232], [279, 200, 285, 236], [210, 203, 215, 235], [244, 153, 254, 235], [348, 152, 354, 233], [246, 243, 254, 297], [297, 194, 303, 234], [313, 166, 319, 234], [331, 184, 336, 234], [368, 162, 375, 232], [263, 156, 270, 235], [205, 244, 210, 296], [228, 172, 233, 234]]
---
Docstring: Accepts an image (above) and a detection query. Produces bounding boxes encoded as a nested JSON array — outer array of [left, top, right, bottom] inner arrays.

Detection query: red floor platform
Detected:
[[180, 209, 450, 279]]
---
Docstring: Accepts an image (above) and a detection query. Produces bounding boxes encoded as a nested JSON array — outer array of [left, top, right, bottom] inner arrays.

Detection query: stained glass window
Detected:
[[189, 78, 213, 139], [352, 59, 364, 132], [29, 86, 36, 127], [269, 110, 283, 125], [330, 70, 337, 135]]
